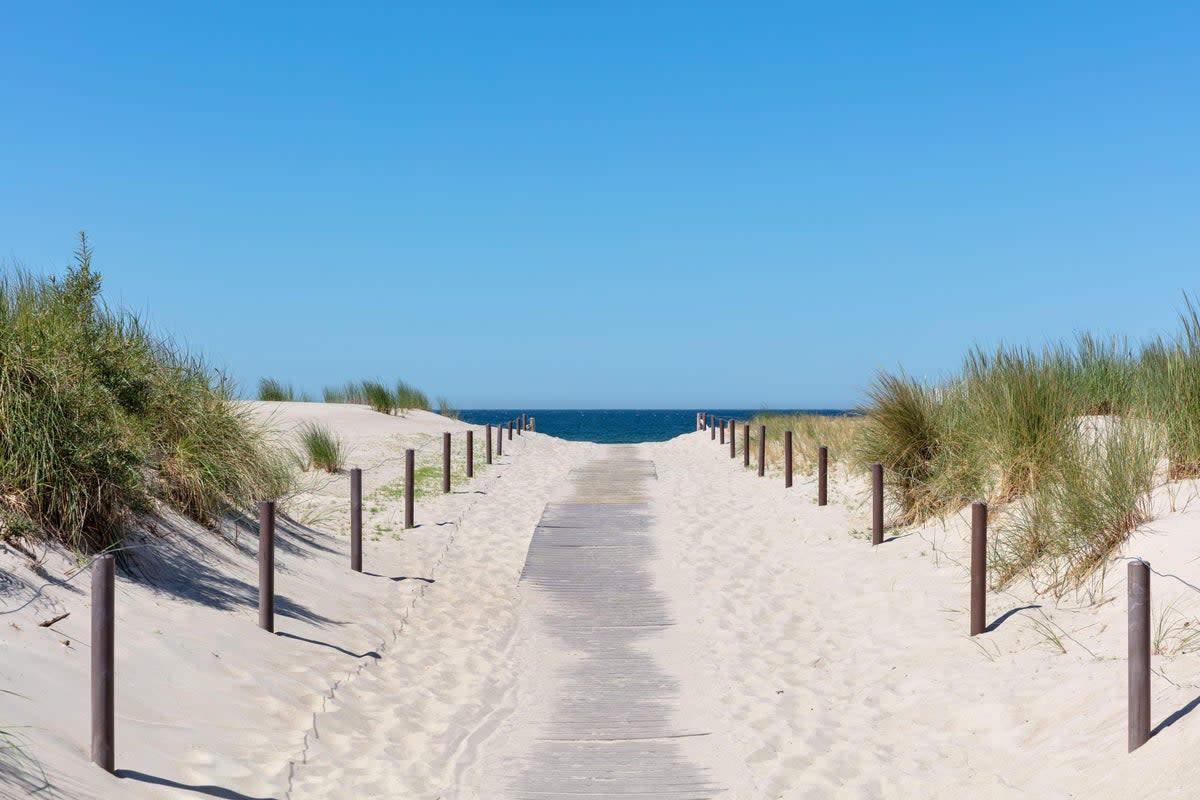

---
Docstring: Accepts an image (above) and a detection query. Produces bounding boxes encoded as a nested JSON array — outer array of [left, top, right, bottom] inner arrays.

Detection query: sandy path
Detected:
[[287, 432, 595, 798]]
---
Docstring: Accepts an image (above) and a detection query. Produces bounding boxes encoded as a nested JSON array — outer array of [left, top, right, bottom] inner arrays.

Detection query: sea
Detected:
[[456, 409, 854, 445]]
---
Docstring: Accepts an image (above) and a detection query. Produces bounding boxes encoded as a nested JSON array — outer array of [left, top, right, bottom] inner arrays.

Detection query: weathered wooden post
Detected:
[[486, 423, 493, 464], [871, 463, 883, 545], [508, 420, 513, 441], [818, 445, 828, 506], [443, 432, 452, 493], [530, 416, 536, 432], [259, 500, 275, 632], [1129, 559, 1151, 752], [970, 501, 987, 635], [711, 418, 716, 440], [518, 415, 523, 436], [719, 419, 725, 445], [497, 423, 503, 456], [350, 468, 362, 573], [757, 425, 766, 477], [784, 431, 793, 488], [743, 424, 750, 467], [404, 449, 415, 529], [466, 430, 474, 478], [729, 420, 736, 458], [91, 553, 115, 773]]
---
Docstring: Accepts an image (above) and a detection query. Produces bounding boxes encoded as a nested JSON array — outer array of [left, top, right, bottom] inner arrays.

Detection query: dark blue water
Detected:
[[457, 409, 854, 444]]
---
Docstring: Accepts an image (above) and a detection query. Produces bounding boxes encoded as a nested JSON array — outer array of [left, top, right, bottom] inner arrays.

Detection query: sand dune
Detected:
[[5, 412, 1200, 798]]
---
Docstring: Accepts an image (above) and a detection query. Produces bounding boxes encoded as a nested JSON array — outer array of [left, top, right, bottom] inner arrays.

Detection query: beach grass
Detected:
[[0, 235, 293, 552], [297, 422, 345, 473], [258, 378, 296, 402], [437, 396, 460, 419], [319, 379, 433, 415], [747, 411, 863, 473], [852, 297, 1200, 591]]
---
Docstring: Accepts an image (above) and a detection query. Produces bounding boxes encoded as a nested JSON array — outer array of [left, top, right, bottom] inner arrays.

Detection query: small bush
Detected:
[[297, 422, 345, 473], [257, 378, 296, 402]]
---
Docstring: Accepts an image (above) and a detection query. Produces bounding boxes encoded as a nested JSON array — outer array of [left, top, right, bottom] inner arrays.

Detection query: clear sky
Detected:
[[2, 3, 1197, 408]]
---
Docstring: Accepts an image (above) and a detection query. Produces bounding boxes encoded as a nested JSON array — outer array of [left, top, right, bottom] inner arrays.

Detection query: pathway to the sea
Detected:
[[474, 445, 730, 799]]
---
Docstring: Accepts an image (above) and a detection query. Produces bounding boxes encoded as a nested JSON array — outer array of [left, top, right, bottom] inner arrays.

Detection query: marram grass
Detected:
[[852, 296, 1200, 592], [297, 422, 345, 473], [0, 235, 293, 552]]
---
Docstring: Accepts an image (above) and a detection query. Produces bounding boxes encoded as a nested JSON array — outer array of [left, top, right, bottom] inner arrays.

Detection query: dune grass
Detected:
[[320, 379, 433, 414], [257, 378, 296, 401], [394, 380, 431, 411], [746, 411, 863, 473], [0, 235, 293, 552], [297, 422, 345, 473], [853, 297, 1200, 592], [322, 382, 367, 404], [437, 396, 460, 419]]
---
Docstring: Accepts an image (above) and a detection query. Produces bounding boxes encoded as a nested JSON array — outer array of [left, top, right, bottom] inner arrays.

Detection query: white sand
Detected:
[[5, 412, 1200, 798]]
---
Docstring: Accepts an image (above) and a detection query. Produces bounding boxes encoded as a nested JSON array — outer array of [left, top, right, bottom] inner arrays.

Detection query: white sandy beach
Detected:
[[5, 404, 1200, 798]]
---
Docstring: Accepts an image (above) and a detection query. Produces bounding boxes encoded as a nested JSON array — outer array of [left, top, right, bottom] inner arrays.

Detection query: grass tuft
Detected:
[[296, 422, 345, 473], [257, 378, 296, 401]]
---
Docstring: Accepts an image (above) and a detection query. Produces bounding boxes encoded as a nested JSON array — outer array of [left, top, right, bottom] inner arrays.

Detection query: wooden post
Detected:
[[970, 502, 987, 636], [757, 425, 766, 477], [871, 463, 883, 545], [497, 422, 503, 456], [711, 418, 716, 440], [719, 419, 725, 445], [784, 431, 793, 488], [350, 468, 362, 573], [259, 500, 275, 632], [729, 420, 736, 458], [508, 420, 513, 440], [1129, 559, 1151, 752], [743, 424, 750, 467], [91, 553, 115, 773], [530, 416, 536, 432], [466, 430, 474, 478], [443, 432, 452, 493], [818, 445, 828, 506], [486, 423, 493, 464], [404, 449, 415, 529]]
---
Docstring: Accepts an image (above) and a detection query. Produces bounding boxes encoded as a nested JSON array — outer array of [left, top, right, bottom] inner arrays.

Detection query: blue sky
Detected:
[[2, 3, 1197, 408]]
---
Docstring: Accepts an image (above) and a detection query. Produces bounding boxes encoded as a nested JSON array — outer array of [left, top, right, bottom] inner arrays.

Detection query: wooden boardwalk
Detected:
[[501, 447, 722, 800]]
